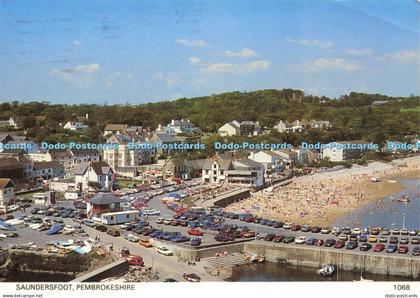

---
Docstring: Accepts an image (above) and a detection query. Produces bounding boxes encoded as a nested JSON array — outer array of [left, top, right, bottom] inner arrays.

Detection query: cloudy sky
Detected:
[[0, 0, 419, 104]]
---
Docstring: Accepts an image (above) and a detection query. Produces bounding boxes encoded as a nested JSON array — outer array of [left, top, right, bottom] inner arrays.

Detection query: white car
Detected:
[[156, 246, 173, 256], [142, 209, 160, 216], [295, 236, 307, 244], [339, 234, 348, 241], [321, 227, 331, 234], [156, 217, 164, 224], [352, 228, 361, 235], [283, 222, 292, 229], [125, 234, 140, 242]]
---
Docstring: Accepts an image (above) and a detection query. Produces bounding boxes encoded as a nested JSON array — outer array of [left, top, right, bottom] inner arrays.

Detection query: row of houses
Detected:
[[218, 119, 331, 136]]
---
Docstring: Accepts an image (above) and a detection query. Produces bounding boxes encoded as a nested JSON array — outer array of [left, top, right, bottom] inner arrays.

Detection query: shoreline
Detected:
[[225, 156, 420, 226]]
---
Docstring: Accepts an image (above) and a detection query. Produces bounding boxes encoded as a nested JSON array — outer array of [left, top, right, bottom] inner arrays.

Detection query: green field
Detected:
[[400, 106, 420, 113]]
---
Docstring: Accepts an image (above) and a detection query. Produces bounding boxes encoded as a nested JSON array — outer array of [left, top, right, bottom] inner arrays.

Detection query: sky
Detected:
[[0, 0, 419, 104]]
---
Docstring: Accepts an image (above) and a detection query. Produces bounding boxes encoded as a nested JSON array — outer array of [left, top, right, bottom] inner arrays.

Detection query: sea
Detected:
[[332, 177, 420, 230]]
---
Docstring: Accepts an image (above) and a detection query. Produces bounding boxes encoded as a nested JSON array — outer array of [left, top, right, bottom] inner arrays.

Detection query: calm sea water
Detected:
[[226, 263, 417, 282], [333, 178, 420, 229]]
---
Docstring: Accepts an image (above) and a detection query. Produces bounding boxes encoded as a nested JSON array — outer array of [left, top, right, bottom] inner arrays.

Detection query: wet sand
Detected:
[[225, 157, 420, 226]]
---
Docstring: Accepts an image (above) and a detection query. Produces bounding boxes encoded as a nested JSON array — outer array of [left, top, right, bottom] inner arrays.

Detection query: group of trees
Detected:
[[0, 89, 418, 147]]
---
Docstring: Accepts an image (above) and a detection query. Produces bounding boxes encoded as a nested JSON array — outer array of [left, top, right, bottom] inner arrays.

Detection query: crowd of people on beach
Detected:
[[225, 158, 419, 226]]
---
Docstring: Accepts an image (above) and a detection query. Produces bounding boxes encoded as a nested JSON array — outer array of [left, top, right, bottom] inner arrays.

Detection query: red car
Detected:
[[244, 216, 254, 223], [373, 243, 385, 252], [315, 239, 324, 246], [121, 248, 144, 266], [334, 240, 346, 249], [273, 234, 285, 243], [398, 246, 409, 254], [291, 224, 301, 231], [187, 229, 204, 236]]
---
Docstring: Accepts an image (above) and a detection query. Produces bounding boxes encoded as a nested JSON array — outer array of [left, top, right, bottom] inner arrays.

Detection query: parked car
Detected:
[[346, 241, 358, 250], [301, 225, 311, 232], [214, 234, 234, 242], [183, 273, 201, 282], [381, 229, 390, 235], [306, 238, 317, 245], [156, 246, 173, 256], [389, 236, 399, 244], [321, 227, 331, 234], [324, 239, 336, 247], [187, 229, 204, 236], [373, 243, 385, 252], [282, 236, 295, 243], [139, 238, 153, 248], [386, 244, 398, 253], [334, 239, 346, 249], [264, 234, 276, 241], [368, 235, 378, 243], [107, 228, 120, 237], [272, 221, 283, 228], [291, 224, 301, 231], [358, 235, 368, 242], [359, 243, 372, 251], [314, 239, 324, 246], [125, 234, 140, 242], [411, 238, 420, 245], [397, 245, 409, 254], [95, 225, 107, 232], [273, 235, 285, 243], [295, 236, 307, 244], [399, 237, 409, 245], [283, 222, 292, 229], [412, 246, 420, 256], [156, 218, 164, 224], [190, 237, 202, 247], [311, 226, 321, 233], [379, 236, 388, 243]]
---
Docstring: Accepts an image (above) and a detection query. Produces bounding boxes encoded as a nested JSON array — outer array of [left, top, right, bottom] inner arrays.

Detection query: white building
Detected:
[[63, 121, 88, 131], [0, 178, 15, 211], [249, 151, 283, 174], [166, 119, 195, 134], [321, 141, 369, 162], [74, 161, 114, 191], [202, 155, 264, 188], [218, 121, 240, 136]]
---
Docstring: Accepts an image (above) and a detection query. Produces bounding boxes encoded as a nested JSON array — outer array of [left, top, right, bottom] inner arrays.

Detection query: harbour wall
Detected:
[[72, 260, 129, 282], [244, 241, 420, 279]]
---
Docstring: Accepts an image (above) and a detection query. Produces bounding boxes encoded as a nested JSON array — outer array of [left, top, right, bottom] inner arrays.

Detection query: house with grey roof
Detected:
[[74, 161, 114, 192], [202, 155, 264, 187]]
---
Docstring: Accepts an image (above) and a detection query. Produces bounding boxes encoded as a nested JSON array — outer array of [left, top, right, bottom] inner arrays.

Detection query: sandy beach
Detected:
[[225, 156, 420, 226]]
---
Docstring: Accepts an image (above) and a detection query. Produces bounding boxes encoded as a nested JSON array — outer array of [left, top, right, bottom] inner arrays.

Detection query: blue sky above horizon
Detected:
[[0, 0, 419, 104]]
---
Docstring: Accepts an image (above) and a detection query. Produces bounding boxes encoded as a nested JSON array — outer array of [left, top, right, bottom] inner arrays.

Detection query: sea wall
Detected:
[[244, 241, 420, 279]]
